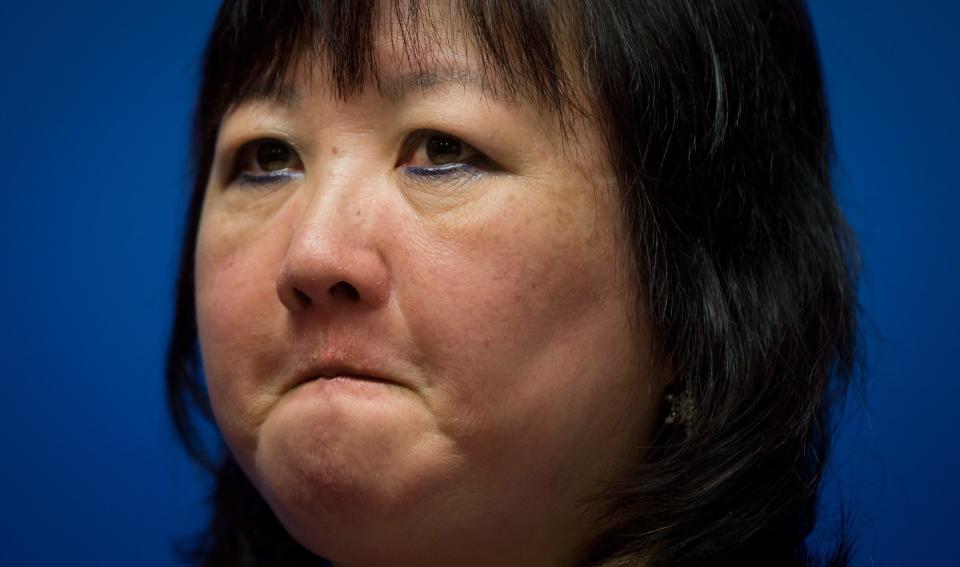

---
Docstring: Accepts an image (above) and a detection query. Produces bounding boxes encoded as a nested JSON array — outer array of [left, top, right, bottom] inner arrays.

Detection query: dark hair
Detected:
[[167, 1, 860, 565]]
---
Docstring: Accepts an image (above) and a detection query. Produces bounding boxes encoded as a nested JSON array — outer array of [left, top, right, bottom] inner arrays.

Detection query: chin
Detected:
[[238, 393, 466, 563], [250, 448, 466, 567]]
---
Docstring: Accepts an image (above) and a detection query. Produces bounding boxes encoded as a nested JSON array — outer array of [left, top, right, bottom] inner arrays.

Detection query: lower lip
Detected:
[[295, 375, 397, 398]]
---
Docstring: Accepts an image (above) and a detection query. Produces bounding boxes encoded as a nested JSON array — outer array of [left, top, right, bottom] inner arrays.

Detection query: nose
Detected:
[[275, 188, 390, 315]]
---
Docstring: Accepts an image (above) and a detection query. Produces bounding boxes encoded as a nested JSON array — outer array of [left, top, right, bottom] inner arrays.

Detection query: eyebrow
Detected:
[[377, 69, 496, 103], [234, 69, 506, 109], [234, 83, 302, 109]]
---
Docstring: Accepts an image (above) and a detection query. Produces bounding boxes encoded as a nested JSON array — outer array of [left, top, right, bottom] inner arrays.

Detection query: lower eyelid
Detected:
[[405, 164, 471, 177], [229, 161, 486, 188], [402, 162, 489, 181], [235, 170, 303, 187]]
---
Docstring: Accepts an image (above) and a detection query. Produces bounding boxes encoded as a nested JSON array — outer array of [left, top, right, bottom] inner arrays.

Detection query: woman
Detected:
[[167, 1, 859, 565]]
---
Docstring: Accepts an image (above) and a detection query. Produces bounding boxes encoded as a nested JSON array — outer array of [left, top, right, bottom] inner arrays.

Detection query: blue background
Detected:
[[1, 1, 956, 564]]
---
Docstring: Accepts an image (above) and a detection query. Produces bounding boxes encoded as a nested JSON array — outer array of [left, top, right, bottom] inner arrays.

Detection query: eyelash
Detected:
[[398, 129, 494, 182], [227, 131, 494, 188], [229, 138, 304, 188]]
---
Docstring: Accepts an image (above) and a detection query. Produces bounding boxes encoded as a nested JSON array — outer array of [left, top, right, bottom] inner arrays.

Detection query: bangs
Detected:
[[197, 0, 583, 142], [175, 2, 858, 565]]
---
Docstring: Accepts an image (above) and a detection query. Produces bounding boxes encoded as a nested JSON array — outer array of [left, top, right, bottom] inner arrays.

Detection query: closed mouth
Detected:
[[311, 373, 395, 385], [292, 367, 403, 393]]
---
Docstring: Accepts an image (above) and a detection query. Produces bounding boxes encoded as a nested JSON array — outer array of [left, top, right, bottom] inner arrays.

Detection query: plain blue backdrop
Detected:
[[1, 1, 957, 565]]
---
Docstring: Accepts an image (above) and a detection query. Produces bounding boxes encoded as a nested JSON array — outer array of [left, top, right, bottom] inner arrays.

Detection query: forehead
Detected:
[[218, 0, 582, 120]]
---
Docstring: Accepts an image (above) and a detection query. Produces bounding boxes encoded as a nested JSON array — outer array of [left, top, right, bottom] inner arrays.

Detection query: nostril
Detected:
[[329, 281, 361, 302], [293, 287, 312, 307]]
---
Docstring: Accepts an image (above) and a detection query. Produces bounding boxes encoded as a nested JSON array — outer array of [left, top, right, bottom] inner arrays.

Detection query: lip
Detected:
[[290, 360, 402, 393]]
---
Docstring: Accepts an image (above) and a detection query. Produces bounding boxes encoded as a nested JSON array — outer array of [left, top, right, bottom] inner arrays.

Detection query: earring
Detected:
[[664, 387, 695, 427]]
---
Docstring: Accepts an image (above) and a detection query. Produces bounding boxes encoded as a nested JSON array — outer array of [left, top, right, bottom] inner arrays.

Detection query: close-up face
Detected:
[[194, 10, 661, 567]]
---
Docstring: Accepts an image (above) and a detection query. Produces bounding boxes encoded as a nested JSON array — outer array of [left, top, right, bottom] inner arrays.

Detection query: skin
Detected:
[[195, 16, 661, 567]]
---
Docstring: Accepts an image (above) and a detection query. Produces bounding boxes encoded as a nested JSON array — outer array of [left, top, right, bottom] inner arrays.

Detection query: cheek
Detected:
[[401, 189, 645, 466], [194, 220, 287, 455]]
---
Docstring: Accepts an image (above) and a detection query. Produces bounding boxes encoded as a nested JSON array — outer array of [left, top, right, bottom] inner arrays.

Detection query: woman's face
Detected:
[[195, 20, 660, 566]]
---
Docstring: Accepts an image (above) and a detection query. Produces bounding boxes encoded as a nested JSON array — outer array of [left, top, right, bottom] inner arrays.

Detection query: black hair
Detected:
[[167, 1, 860, 565]]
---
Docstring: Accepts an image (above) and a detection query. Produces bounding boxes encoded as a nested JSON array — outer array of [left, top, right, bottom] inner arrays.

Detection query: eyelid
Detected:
[[399, 129, 499, 173], [226, 136, 305, 187]]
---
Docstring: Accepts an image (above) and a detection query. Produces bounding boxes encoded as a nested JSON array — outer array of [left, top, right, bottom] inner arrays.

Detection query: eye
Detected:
[[400, 130, 493, 178], [424, 134, 470, 165], [231, 138, 304, 185]]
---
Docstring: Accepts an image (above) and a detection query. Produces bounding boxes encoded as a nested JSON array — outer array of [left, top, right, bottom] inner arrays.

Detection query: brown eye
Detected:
[[257, 139, 295, 172], [426, 135, 464, 165], [232, 138, 304, 185], [401, 131, 490, 176]]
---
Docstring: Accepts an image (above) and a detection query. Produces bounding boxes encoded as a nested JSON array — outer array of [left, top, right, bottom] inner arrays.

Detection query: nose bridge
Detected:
[[276, 162, 389, 314], [299, 166, 375, 244]]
